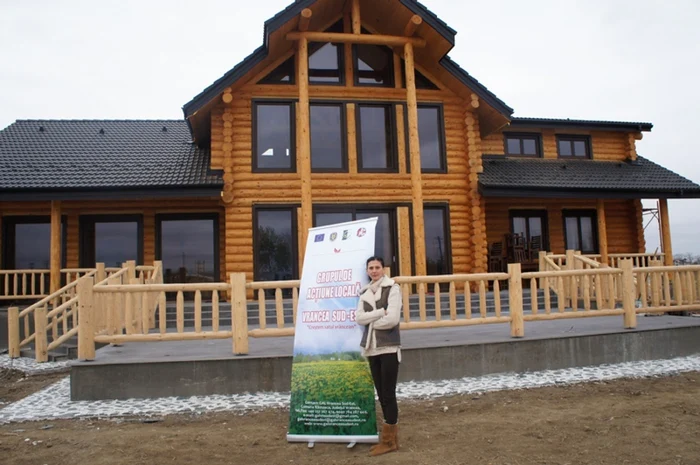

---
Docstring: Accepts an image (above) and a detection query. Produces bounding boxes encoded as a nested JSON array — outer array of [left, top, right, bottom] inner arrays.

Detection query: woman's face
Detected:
[[367, 260, 384, 282]]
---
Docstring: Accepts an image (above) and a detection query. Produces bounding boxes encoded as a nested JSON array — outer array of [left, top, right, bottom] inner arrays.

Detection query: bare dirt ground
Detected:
[[1, 370, 699, 465]]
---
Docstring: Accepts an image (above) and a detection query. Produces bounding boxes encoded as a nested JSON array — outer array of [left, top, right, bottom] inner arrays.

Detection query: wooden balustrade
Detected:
[[0, 269, 49, 300]]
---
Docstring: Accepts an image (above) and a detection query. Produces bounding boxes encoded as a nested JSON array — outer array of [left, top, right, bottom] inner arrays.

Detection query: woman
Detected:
[[356, 256, 401, 456]]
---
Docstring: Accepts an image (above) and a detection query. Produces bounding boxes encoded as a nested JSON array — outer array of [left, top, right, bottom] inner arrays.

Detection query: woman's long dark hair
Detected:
[[366, 256, 385, 267]]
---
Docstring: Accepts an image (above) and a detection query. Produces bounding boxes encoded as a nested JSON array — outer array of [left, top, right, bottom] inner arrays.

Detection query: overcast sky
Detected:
[[1, 0, 698, 255]]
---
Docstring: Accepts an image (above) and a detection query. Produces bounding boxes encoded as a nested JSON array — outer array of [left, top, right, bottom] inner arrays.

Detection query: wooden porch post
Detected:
[[658, 199, 673, 266], [596, 199, 609, 266], [50, 200, 62, 294], [297, 37, 313, 263], [404, 42, 427, 276]]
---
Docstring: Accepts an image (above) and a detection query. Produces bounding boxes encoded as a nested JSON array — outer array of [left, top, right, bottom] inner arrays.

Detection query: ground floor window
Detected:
[[2, 216, 66, 270], [563, 210, 597, 254], [79, 215, 142, 268], [424, 205, 451, 275], [510, 210, 548, 253], [254, 207, 297, 282], [156, 214, 218, 283]]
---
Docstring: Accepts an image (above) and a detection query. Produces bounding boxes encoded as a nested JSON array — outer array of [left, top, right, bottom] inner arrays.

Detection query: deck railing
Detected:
[[9, 255, 700, 362]]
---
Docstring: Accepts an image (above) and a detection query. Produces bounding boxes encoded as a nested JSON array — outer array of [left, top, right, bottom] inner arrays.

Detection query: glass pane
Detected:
[[355, 44, 392, 86], [359, 105, 393, 170], [311, 104, 344, 170], [95, 222, 138, 267], [528, 217, 543, 240], [512, 217, 527, 238], [424, 208, 448, 275], [418, 107, 442, 170], [522, 139, 537, 155], [559, 140, 572, 156], [580, 217, 595, 252], [573, 140, 587, 157], [160, 219, 215, 283], [15, 223, 50, 269], [356, 212, 393, 270], [315, 212, 353, 227], [256, 104, 292, 170], [258, 56, 294, 84], [309, 43, 341, 83], [415, 69, 439, 90], [506, 137, 521, 155], [565, 217, 580, 251], [256, 210, 295, 282]]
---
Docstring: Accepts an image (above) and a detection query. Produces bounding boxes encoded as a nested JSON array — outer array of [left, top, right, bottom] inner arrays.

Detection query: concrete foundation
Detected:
[[71, 315, 700, 401]]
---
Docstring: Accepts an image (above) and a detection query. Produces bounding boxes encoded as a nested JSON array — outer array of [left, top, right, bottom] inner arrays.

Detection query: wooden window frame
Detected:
[[418, 104, 447, 174], [423, 203, 453, 275], [78, 214, 143, 268], [557, 135, 592, 159], [310, 101, 349, 173], [562, 209, 598, 254], [356, 103, 399, 173], [251, 100, 297, 173], [509, 209, 549, 251], [503, 132, 543, 158], [252, 206, 299, 282], [155, 212, 220, 282]]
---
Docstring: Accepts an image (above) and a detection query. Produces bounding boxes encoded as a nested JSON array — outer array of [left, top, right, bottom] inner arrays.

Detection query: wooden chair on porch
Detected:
[[529, 235, 542, 261], [488, 241, 506, 273]]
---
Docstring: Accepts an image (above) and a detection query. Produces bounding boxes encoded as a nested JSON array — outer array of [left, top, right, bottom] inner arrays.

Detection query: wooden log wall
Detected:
[[481, 129, 637, 161], [485, 198, 645, 255], [0, 199, 225, 281]]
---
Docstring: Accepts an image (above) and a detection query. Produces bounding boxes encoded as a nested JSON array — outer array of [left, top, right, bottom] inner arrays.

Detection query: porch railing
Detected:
[[9, 257, 700, 362]]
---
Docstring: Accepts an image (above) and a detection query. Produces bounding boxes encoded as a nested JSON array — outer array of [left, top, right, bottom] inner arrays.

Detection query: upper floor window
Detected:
[[357, 103, 397, 172], [557, 135, 591, 158], [504, 133, 541, 157], [354, 44, 394, 87], [418, 105, 446, 172], [309, 21, 344, 85], [253, 101, 295, 172], [311, 103, 347, 172], [258, 56, 295, 84]]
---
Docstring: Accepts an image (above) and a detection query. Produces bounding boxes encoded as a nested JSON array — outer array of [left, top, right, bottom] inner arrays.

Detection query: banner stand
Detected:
[[287, 218, 379, 446]]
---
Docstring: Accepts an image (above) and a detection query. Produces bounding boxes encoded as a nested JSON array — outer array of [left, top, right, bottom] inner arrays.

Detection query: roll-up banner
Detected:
[[287, 217, 379, 445]]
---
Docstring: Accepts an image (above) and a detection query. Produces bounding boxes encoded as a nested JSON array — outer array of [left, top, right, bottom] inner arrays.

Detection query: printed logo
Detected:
[[342, 230, 349, 240], [330, 232, 338, 242], [314, 234, 325, 242], [334, 248, 341, 254], [357, 227, 366, 238]]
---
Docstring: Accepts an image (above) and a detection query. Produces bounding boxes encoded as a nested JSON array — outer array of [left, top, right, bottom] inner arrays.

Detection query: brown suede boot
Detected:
[[369, 423, 398, 456]]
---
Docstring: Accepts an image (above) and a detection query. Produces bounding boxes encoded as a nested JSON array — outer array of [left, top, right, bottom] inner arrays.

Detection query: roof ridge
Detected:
[[15, 119, 186, 123]]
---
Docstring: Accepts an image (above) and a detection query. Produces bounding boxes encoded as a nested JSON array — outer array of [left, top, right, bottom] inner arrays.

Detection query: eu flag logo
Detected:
[[314, 234, 325, 242]]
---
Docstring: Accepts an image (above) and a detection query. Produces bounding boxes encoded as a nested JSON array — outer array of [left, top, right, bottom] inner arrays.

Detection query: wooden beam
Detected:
[[404, 42, 426, 276], [351, 0, 361, 34], [404, 14, 423, 37], [297, 37, 313, 262], [298, 8, 312, 32], [50, 200, 61, 294], [287, 31, 426, 48], [659, 199, 673, 266], [597, 199, 609, 265]]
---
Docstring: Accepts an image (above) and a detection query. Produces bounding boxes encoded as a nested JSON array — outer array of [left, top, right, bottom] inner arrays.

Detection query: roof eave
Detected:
[[478, 185, 700, 200]]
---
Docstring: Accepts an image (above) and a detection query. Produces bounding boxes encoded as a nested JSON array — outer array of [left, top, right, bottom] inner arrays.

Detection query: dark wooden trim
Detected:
[[502, 132, 543, 158], [78, 214, 144, 268], [556, 134, 592, 159], [252, 205, 299, 282], [310, 101, 349, 173], [251, 100, 297, 173], [356, 103, 399, 173], [508, 209, 549, 251], [154, 212, 220, 282], [562, 209, 598, 254]]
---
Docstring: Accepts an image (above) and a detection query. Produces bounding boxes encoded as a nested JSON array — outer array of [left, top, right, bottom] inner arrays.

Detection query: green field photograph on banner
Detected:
[[287, 217, 379, 445]]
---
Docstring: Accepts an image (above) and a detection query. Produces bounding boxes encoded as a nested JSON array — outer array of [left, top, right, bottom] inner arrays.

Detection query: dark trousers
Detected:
[[368, 352, 399, 425]]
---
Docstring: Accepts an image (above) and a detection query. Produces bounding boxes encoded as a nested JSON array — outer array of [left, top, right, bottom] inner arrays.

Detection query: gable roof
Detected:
[[0, 120, 223, 201], [182, 0, 513, 124], [479, 156, 700, 199]]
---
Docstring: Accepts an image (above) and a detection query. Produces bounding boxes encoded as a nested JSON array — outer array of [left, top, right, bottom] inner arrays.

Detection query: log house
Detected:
[[2, 0, 700, 294]]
